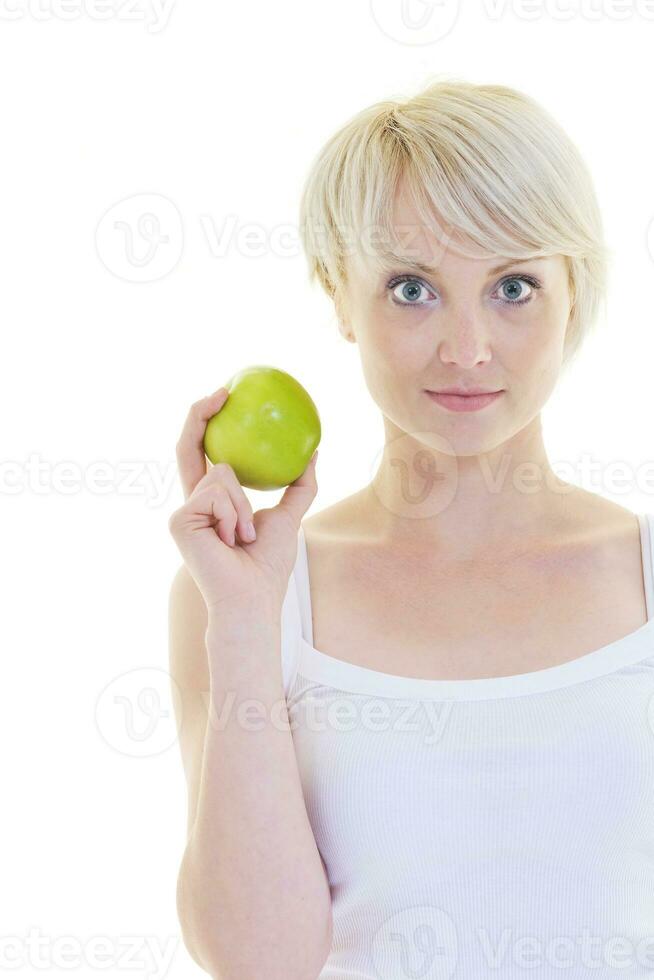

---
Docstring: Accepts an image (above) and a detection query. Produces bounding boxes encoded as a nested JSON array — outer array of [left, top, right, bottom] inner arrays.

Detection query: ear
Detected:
[[334, 297, 355, 343], [337, 318, 356, 344]]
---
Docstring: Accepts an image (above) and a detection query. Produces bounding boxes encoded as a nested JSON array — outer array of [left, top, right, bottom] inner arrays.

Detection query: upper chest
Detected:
[[301, 523, 650, 681]]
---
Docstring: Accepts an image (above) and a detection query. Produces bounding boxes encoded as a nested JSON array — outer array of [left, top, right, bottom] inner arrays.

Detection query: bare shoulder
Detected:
[[538, 488, 646, 593], [168, 564, 209, 675], [301, 488, 371, 543], [558, 488, 643, 549], [299, 492, 380, 603]]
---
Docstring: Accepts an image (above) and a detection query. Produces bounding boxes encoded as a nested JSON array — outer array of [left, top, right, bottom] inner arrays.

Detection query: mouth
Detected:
[[424, 389, 504, 412]]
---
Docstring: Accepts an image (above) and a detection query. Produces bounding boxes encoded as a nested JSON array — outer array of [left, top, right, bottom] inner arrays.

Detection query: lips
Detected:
[[430, 388, 501, 396], [425, 389, 504, 412]]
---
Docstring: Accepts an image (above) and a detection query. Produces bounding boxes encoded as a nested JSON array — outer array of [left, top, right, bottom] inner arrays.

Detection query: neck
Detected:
[[361, 414, 577, 558]]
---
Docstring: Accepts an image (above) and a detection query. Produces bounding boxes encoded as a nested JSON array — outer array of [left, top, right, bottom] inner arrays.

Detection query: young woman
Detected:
[[168, 80, 654, 979]]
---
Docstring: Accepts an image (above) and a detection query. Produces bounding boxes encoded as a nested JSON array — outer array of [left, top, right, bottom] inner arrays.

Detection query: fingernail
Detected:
[[245, 521, 256, 540]]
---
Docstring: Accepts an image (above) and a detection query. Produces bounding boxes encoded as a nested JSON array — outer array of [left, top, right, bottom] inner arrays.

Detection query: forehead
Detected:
[[348, 236, 563, 282], [387, 178, 481, 260], [347, 180, 564, 281]]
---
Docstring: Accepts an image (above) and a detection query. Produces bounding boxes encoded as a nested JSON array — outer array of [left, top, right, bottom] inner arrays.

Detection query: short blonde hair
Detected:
[[298, 77, 610, 370]]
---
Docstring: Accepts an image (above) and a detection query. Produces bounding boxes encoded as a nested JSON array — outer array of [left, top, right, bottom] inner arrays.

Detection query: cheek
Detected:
[[503, 301, 567, 362], [361, 309, 433, 366], [355, 328, 424, 408], [509, 328, 563, 404], [363, 335, 428, 389]]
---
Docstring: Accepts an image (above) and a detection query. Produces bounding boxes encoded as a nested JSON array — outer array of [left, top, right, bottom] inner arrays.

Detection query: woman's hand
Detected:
[[168, 387, 318, 612]]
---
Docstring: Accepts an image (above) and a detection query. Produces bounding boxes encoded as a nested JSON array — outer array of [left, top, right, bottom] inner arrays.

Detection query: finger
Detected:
[[276, 450, 319, 528], [201, 463, 257, 543], [187, 463, 256, 546], [171, 482, 240, 548], [176, 388, 229, 500]]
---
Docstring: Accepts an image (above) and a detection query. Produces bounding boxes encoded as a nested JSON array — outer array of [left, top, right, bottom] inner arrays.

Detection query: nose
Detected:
[[437, 310, 493, 368]]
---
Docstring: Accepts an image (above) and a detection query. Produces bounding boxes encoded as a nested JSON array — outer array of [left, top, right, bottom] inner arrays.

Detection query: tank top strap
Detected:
[[639, 512, 654, 622], [295, 525, 315, 646]]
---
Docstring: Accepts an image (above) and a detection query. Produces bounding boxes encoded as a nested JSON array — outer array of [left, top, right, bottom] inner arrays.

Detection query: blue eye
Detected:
[[388, 277, 436, 306], [496, 276, 538, 306], [387, 273, 542, 308]]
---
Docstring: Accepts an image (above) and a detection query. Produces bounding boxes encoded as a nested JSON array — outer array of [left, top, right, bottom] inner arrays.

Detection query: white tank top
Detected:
[[279, 512, 654, 979]]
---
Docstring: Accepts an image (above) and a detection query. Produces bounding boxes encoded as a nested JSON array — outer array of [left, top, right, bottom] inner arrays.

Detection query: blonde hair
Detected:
[[298, 77, 610, 370]]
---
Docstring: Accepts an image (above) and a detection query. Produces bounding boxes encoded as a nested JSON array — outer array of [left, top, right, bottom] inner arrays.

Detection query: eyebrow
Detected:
[[385, 256, 544, 278]]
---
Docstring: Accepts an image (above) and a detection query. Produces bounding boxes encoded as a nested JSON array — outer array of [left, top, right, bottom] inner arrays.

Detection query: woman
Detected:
[[168, 79, 654, 978]]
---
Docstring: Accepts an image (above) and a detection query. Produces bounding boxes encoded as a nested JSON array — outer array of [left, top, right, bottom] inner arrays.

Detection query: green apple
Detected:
[[203, 365, 321, 490]]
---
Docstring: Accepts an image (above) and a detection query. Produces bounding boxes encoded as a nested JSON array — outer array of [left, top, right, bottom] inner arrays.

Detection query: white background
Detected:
[[2, 1, 654, 977]]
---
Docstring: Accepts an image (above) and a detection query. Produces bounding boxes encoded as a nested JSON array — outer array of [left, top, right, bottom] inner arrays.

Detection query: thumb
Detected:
[[276, 450, 319, 526]]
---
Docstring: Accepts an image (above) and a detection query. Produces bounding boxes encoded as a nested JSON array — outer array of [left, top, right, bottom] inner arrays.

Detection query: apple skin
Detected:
[[202, 365, 321, 490]]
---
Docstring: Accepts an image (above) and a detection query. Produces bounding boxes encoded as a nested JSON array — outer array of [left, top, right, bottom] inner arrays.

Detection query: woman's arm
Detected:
[[169, 564, 333, 980]]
